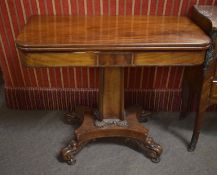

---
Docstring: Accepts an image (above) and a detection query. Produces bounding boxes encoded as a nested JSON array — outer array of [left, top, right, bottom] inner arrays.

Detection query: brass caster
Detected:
[[151, 157, 161, 163], [67, 158, 76, 165]]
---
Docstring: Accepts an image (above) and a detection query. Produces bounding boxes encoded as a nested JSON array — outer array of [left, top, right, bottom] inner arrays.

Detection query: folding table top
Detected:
[[16, 16, 210, 51]]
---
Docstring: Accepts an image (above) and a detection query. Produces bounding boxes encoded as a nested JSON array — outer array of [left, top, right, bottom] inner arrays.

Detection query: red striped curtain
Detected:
[[0, 0, 217, 111]]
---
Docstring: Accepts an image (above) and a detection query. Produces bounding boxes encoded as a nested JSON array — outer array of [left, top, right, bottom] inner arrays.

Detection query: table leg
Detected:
[[61, 67, 162, 165], [182, 63, 214, 151], [188, 71, 210, 151]]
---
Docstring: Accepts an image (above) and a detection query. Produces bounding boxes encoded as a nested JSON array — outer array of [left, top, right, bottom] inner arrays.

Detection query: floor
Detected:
[[0, 78, 217, 175]]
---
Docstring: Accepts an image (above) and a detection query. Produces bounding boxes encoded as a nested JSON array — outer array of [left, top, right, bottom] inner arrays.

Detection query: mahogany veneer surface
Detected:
[[16, 16, 210, 51], [20, 51, 206, 67]]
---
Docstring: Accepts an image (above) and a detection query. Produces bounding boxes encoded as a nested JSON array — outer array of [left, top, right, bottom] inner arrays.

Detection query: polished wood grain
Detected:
[[16, 16, 210, 51], [76, 112, 148, 143], [98, 52, 132, 66], [99, 68, 124, 120], [133, 51, 206, 66], [20, 50, 206, 67], [20, 51, 97, 67]]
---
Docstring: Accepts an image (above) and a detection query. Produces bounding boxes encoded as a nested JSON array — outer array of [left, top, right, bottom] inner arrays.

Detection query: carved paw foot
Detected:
[[61, 140, 88, 165], [124, 137, 162, 163], [61, 140, 78, 165], [143, 136, 162, 163]]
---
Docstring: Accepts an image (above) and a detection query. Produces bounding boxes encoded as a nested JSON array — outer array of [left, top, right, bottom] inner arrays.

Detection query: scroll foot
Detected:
[[61, 140, 77, 165], [143, 136, 162, 163], [125, 136, 162, 163]]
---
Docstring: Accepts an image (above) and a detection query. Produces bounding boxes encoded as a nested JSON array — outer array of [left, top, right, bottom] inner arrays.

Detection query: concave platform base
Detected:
[[61, 111, 162, 165]]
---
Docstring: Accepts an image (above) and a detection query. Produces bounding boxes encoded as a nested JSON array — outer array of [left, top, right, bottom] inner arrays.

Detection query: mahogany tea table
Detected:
[[16, 16, 210, 165]]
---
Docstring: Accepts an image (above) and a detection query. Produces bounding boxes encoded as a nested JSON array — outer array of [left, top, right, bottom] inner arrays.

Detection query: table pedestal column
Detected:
[[61, 67, 162, 165], [99, 67, 124, 120]]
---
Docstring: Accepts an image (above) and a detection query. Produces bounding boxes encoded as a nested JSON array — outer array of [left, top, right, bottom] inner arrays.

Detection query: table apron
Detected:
[[19, 50, 206, 67]]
